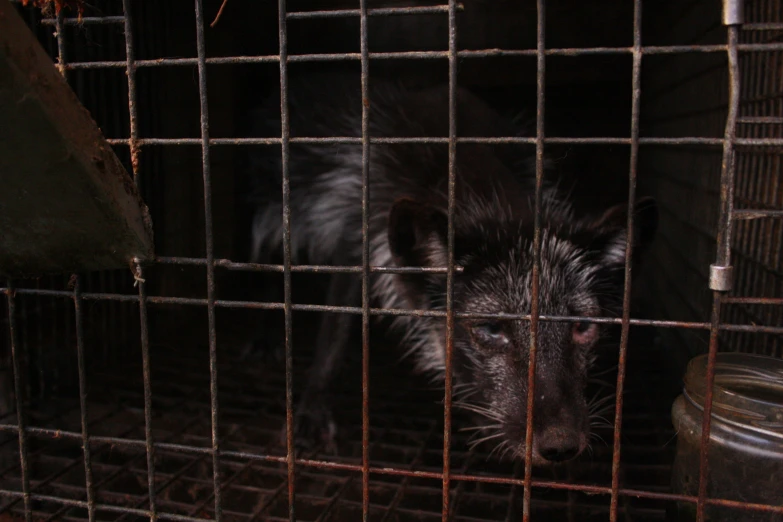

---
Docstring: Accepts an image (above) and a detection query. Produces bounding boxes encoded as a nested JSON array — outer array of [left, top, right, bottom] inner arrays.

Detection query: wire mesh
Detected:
[[1, 0, 782, 521]]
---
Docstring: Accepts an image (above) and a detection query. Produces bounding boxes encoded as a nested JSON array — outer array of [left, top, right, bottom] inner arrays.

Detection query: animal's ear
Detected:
[[388, 198, 449, 268], [587, 197, 659, 269]]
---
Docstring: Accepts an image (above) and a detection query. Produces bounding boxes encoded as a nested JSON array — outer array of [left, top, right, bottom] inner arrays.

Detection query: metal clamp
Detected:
[[710, 264, 734, 292], [723, 0, 744, 26]]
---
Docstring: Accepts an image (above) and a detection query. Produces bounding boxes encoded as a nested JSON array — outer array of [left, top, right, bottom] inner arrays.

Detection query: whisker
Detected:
[[501, 443, 516, 461], [459, 424, 503, 432], [590, 432, 609, 447], [588, 392, 616, 408], [468, 432, 504, 449], [453, 402, 504, 422], [590, 364, 619, 378], [488, 439, 506, 461]]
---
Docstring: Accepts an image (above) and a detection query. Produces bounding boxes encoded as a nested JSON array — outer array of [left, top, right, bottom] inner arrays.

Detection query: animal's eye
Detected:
[[475, 321, 503, 337], [471, 321, 509, 347], [573, 322, 591, 334], [572, 320, 598, 344]]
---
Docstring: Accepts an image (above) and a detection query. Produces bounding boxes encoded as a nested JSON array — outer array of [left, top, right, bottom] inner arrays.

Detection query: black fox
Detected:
[[243, 72, 657, 465]]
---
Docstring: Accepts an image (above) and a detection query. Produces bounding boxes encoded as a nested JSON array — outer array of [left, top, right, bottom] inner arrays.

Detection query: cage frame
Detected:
[[2, 0, 783, 521]]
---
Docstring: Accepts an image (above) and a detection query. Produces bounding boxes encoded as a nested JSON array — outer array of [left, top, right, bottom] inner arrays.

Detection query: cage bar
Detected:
[[2, 0, 783, 520], [2, 284, 783, 333], [123, 0, 158, 515], [521, 1, 546, 520], [26, 41, 783, 72], [99, 136, 783, 146], [358, 0, 372, 519], [275, 0, 297, 519], [192, 1, 224, 519], [72, 276, 96, 521], [440, 1, 459, 521], [695, 16, 742, 522], [4, 280, 32, 522], [608, 1, 643, 520]]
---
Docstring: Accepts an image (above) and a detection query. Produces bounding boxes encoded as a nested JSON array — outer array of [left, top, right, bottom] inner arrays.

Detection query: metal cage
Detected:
[[1, 0, 782, 521]]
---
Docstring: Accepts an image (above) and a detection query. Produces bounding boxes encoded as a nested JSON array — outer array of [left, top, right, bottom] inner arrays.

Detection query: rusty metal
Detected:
[[101, 135, 783, 147], [696, 17, 742, 522], [742, 22, 783, 30], [732, 209, 783, 219], [2, 346, 783, 519], [38, 15, 125, 25], [122, 0, 141, 185], [72, 276, 96, 522], [441, 1, 458, 520], [608, 1, 642, 520], [359, 0, 371, 519], [276, 0, 297, 520], [3, 281, 32, 522], [158, 255, 465, 274], [4, 1, 783, 521], [724, 296, 783, 304], [522, 2, 545, 520], [192, 1, 223, 519], [29, 41, 783, 72], [134, 262, 158, 521], [121, 1, 157, 517], [3, 284, 783, 334], [286, 4, 462, 18]]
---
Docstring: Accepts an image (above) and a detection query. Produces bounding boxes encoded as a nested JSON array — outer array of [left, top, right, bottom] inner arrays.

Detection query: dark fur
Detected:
[[243, 72, 658, 465]]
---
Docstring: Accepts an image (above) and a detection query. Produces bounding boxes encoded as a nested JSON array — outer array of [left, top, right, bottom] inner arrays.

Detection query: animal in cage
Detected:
[[244, 71, 659, 465]]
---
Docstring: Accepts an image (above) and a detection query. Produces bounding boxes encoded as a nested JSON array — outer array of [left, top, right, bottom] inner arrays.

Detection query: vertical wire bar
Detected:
[[122, 0, 141, 187], [277, 1, 297, 520], [441, 1, 458, 521], [135, 263, 157, 521], [48, 276, 60, 397], [54, 10, 67, 77], [54, 14, 96, 522], [522, 0, 545, 520], [608, 1, 642, 520], [121, 1, 157, 516], [34, 281, 43, 402], [193, 2, 223, 520], [696, 23, 740, 522], [4, 282, 32, 522], [72, 277, 96, 522], [359, 0, 372, 520]]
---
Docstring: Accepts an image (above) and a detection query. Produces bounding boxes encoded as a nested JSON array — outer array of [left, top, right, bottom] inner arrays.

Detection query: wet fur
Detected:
[[244, 72, 658, 463]]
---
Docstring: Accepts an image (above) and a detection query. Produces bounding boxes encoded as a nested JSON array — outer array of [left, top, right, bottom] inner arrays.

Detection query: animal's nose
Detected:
[[535, 426, 583, 463], [538, 444, 579, 462]]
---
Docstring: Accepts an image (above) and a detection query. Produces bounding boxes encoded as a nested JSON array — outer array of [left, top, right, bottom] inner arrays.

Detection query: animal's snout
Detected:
[[534, 426, 585, 463]]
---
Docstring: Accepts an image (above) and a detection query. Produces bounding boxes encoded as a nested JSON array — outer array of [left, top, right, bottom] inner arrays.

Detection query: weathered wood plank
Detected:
[[0, 1, 154, 278]]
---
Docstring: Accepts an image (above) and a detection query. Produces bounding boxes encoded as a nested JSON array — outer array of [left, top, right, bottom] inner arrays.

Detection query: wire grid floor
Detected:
[[0, 323, 676, 522]]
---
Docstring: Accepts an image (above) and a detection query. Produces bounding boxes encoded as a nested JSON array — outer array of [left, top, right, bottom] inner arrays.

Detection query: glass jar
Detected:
[[669, 352, 783, 522]]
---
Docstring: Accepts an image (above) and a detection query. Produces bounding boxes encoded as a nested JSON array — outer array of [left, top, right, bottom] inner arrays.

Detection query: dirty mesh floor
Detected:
[[0, 321, 676, 522]]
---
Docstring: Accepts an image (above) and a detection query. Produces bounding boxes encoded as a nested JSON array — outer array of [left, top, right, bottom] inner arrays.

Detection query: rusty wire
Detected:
[[2, 0, 783, 521]]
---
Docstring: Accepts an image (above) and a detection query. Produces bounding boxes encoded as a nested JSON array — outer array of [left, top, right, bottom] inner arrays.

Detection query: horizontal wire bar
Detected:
[[286, 5, 462, 19], [723, 297, 783, 305], [737, 116, 783, 124], [742, 23, 783, 30], [0, 490, 205, 522], [732, 209, 783, 219], [45, 42, 783, 71], [40, 16, 125, 25], [36, 5, 463, 26], [32, 15, 783, 32], [3, 287, 782, 333], [101, 136, 783, 147], [156, 256, 464, 273], [1, 449, 782, 515]]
